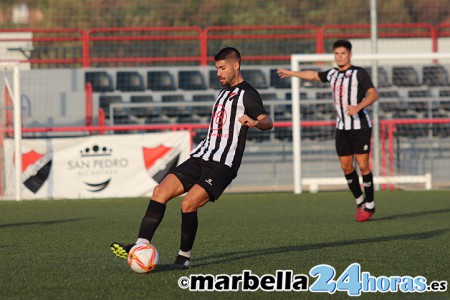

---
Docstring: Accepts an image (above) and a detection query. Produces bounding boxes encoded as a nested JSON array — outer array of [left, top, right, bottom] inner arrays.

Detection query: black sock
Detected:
[[345, 170, 363, 199], [180, 211, 198, 252], [362, 172, 374, 202], [138, 200, 166, 241]]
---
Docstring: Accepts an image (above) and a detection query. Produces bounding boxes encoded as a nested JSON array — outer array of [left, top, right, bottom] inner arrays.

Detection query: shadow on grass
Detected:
[[188, 228, 450, 268], [0, 218, 85, 228], [372, 208, 450, 221]]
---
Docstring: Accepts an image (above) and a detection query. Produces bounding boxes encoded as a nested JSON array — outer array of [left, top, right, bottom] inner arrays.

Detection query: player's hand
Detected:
[[238, 115, 258, 127], [277, 68, 292, 78], [346, 105, 360, 116]]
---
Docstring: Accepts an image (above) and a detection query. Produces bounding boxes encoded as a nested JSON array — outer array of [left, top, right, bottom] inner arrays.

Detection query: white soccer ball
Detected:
[[127, 243, 159, 274]]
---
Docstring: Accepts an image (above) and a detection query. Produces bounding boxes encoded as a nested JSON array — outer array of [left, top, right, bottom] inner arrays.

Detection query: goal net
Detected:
[[290, 52, 450, 193], [0, 63, 21, 200]]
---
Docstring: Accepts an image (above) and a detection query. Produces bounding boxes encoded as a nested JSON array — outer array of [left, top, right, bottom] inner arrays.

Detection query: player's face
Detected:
[[215, 59, 239, 87], [334, 46, 352, 70]]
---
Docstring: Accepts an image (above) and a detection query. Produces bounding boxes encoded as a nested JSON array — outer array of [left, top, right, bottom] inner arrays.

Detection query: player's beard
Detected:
[[222, 74, 236, 87]]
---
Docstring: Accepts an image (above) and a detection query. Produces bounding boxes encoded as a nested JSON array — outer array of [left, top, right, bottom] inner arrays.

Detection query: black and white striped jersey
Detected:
[[318, 66, 374, 130], [190, 81, 268, 174]]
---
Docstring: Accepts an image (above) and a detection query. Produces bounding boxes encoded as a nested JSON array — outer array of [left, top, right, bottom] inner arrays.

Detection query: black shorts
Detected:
[[335, 127, 372, 156], [170, 157, 236, 202]]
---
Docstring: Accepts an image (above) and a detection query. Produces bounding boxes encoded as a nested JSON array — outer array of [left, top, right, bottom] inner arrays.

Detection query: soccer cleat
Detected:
[[111, 242, 134, 259], [356, 205, 375, 222], [170, 255, 191, 270]]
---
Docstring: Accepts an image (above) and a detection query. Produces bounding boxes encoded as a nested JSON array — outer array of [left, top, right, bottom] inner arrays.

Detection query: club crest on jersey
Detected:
[[228, 92, 237, 100]]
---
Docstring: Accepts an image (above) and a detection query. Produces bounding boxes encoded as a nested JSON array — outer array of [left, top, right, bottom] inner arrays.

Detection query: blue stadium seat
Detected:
[[129, 95, 158, 118], [208, 70, 222, 90], [439, 89, 450, 97], [192, 94, 214, 117], [178, 70, 207, 90], [161, 94, 189, 117], [423, 65, 449, 87], [392, 67, 421, 87], [270, 69, 291, 89], [147, 71, 176, 91], [241, 69, 268, 89], [259, 93, 278, 101], [98, 95, 127, 119], [85, 71, 114, 92], [363, 67, 391, 87], [116, 71, 145, 92]]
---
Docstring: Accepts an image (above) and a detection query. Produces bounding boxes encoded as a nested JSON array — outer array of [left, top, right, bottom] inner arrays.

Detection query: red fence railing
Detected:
[[1, 23, 450, 68]]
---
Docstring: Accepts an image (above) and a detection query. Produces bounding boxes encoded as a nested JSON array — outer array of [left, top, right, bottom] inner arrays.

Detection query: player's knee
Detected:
[[181, 198, 196, 212], [340, 164, 354, 174], [152, 185, 170, 202], [357, 162, 370, 174], [181, 195, 207, 213]]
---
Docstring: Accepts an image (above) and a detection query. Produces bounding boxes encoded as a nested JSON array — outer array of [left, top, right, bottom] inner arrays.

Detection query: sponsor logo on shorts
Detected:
[[205, 178, 213, 186]]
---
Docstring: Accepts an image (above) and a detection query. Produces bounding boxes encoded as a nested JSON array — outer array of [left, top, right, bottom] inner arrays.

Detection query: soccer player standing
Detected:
[[277, 40, 379, 222], [111, 47, 273, 269]]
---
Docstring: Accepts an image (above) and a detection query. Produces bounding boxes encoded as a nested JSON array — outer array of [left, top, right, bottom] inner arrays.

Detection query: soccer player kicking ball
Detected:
[[278, 39, 379, 222], [111, 47, 273, 269]]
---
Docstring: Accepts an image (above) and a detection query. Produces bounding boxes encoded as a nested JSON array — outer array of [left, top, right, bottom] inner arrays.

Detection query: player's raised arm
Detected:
[[277, 68, 321, 81]]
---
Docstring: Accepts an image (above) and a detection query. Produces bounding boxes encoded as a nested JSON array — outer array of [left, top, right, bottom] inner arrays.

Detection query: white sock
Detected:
[[356, 195, 365, 205], [135, 238, 150, 245], [178, 250, 191, 258], [365, 201, 375, 209]]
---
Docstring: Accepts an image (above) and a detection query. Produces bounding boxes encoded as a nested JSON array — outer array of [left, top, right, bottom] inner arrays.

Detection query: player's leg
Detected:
[[111, 174, 185, 259], [355, 153, 375, 221], [171, 160, 235, 270], [137, 174, 185, 243], [171, 184, 210, 270], [336, 130, 365, 207], [353, 126, 375, 221], [340, 154, 365, 206]]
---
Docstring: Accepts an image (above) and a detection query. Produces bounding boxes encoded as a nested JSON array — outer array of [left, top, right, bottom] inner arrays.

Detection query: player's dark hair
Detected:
[[214, 47, 241, 65], [333, 40, 352, 52]]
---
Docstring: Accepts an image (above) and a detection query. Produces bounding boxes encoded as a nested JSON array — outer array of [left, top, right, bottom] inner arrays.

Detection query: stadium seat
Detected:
[[270, 69, 291, 89], [85, 71, 114, 92], [429, 113, 450, 137], [316, 91, 332, 100], [392, 67, 421, 87], [274, 116, 292, 142], [147, 71, 176, 91], [379, 90, 400, 98], [208, 70, 222, 90], [192, 94, 214, 117], [175, 115, 202, 124], [241, 69, 268, 89], [407, 89, 437, 113], [422, 65, 450, 87], [363, 67, 391, 87], [285, 92, 308, 100], [439, 89, 450, 97], [380, 101, 407, 114], [129, 95, 158, 118], [161, 94, 189, 117], [116, 71, 145, 92], [259, 93, 278, 101], [178, 70, 207, 90], [98, 95, 127, 119], [246, 128, 271, 142], [439, 100, 450, 112], [392, 113, 427, 138]]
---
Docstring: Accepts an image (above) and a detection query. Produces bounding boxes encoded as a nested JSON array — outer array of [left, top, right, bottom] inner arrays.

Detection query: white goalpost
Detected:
[[0, 62, 22, 201], [290, 52, 450, 194]]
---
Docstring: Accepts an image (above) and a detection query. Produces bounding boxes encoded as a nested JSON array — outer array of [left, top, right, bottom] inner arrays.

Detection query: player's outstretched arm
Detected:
[[277, 68, 321, 81]]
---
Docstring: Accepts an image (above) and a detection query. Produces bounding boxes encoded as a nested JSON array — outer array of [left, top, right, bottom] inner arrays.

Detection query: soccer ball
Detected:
[[127, 243, 159, 274]]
